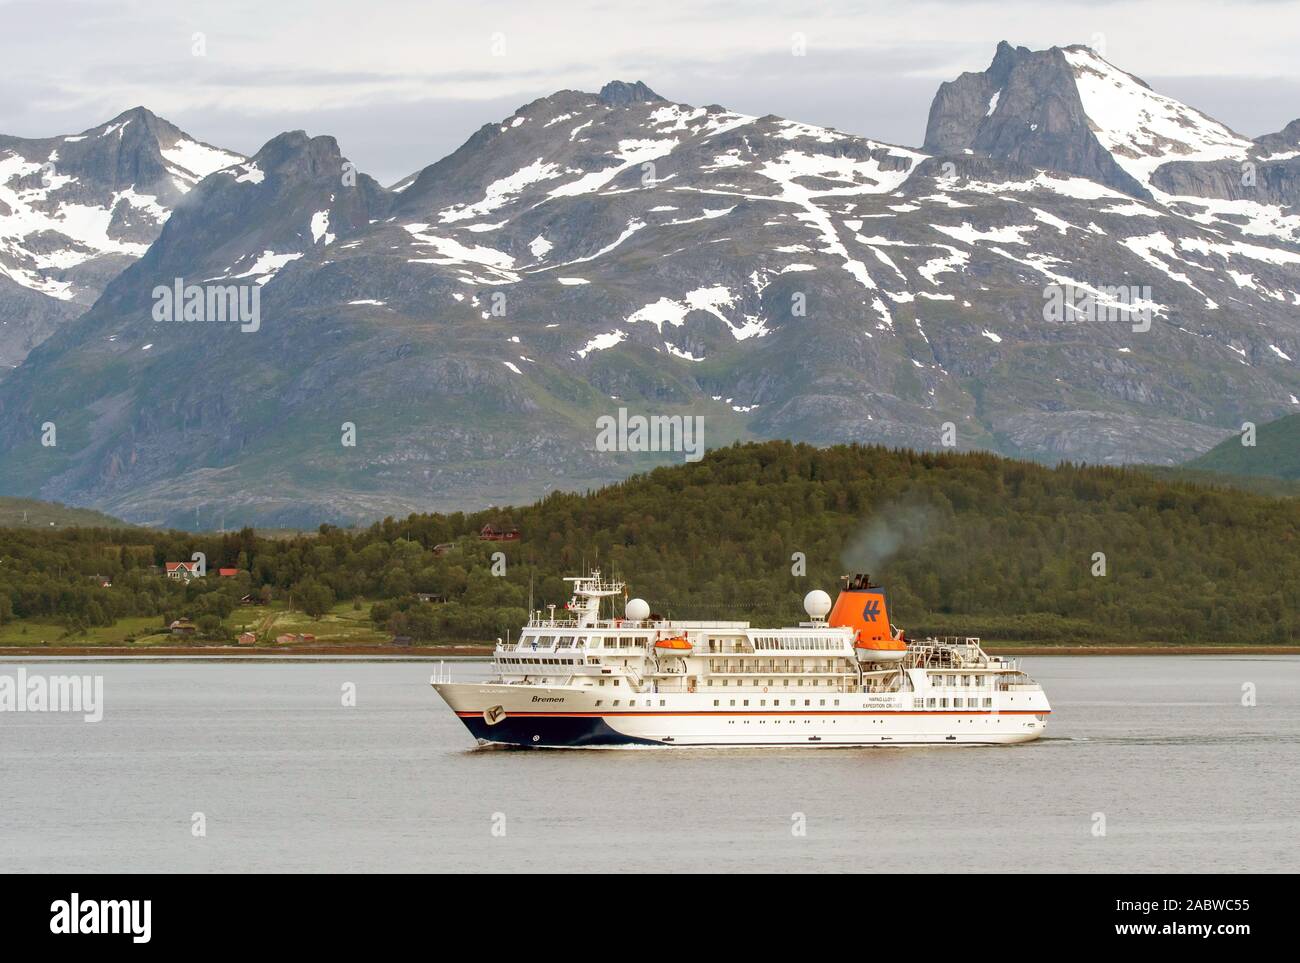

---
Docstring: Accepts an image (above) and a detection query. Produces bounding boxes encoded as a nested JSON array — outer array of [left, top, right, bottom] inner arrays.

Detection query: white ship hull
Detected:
[[434, 682, 1050, 748]]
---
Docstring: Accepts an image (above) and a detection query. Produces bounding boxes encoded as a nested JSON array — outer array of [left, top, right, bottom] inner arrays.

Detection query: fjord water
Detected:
[[1, 656, 1296, 873]]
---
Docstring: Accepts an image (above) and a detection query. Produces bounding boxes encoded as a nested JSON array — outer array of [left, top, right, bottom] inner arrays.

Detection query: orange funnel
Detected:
[[829, 577, 905, 654]]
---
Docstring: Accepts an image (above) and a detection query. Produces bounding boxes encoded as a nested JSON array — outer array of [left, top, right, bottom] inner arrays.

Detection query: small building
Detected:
[[415, 593, 447, 604], [165, 561, 202, 581], [432, 542, 457, 557], [239, 594, 269, 606], [87, 574, 112, 588], [169, 618, 197, 636], [237, 632, 257, 646], [275, 632, 316, 644], [391, 635, 414, 647], [479, 524, 520, 542], [217, 568, 239, 578]]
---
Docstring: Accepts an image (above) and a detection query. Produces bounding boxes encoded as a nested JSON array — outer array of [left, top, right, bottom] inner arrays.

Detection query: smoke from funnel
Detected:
[[839, 502, 937, 573]]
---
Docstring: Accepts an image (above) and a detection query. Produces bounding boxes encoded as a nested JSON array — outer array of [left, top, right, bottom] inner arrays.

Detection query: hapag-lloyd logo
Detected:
[[152, 277, 261, 332]]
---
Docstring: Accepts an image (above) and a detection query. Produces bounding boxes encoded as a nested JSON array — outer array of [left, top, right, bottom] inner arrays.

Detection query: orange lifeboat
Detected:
[[829, 575, 907, 663], [654, 636, 693, 658]]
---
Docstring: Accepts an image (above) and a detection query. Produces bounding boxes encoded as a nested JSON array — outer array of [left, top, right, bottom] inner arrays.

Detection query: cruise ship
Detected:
[[433, 571, 1051, 748]]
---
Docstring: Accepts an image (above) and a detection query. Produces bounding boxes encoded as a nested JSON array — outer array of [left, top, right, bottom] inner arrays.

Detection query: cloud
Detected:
[[2, 0, 1297, 184]]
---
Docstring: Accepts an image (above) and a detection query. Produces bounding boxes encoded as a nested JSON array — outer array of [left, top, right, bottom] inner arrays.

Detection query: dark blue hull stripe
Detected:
[[459, 714, 660, 747]]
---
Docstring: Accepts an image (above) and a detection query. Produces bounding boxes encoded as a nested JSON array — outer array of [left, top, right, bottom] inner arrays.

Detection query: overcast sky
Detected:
[[3, 0, 1299, 185]]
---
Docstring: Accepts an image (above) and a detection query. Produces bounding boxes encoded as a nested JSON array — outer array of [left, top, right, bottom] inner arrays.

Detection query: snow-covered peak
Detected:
[[0, 108, 246, 369], [1062, 45, 1253, 186]]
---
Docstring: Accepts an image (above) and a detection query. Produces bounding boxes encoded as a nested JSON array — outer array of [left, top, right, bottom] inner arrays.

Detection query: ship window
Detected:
[[612, 679, 619, 686], [940, 698, 949, 708], [660, 700, 665, 706], [760, 700, 766, 707], [713, 700, 719, 706], [598, 679, 605, 686], [804, 700, 811, 706], [613, 700, 620, 706], [595, 700, 603, 706], [729, 700, 736, 707], [743, 700, 750, 706], [927, 698, 936, 708]]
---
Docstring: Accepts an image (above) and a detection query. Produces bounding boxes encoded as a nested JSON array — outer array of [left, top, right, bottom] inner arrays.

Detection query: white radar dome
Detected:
[[804, 590, 832, 619], [625, 598, 651, 621]]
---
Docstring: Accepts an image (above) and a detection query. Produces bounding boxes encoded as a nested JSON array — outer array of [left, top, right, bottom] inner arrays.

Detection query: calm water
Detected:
[[1, 655, 1297, 873]]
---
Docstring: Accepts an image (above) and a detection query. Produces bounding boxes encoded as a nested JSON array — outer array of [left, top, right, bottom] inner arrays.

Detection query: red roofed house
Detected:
[[479, 523, 520, 542], [218, 568, 239, 578], [165, 561, 202, 581]]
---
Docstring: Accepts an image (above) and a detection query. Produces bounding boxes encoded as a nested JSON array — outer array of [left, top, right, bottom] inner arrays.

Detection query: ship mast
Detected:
[[562, 569, 625, 627]]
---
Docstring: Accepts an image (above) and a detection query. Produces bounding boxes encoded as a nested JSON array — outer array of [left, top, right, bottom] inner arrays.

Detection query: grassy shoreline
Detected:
[[4, 601, 1296, 659]]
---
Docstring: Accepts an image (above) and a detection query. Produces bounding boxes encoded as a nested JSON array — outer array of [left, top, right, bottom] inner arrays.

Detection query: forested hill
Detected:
[[1185, 414, 1300, 481], [0, 497, 131, 529], [2, 442, 1297, 645]]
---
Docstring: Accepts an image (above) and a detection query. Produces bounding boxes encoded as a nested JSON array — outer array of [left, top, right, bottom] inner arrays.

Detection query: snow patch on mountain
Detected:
[[440, 158, 563, 222], [576, 330, 626, 358], [161, 138, 243, 183], [932, 222, 1037, 245], [548, 139, 679, 199], [310, 210, 334, 245], [229, 250, 304, 285], [404, 223, 517, 277]]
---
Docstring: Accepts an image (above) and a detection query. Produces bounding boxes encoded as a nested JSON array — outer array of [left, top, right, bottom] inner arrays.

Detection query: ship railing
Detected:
[[703, 669, 858, 677], [527, 618, 583, 628]]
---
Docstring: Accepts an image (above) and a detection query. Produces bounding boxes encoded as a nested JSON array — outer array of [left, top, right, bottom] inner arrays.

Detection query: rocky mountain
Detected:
[[0, 48, 1296, 528], [0, 107, 243, 371], [924, 42, 1300, 204]]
